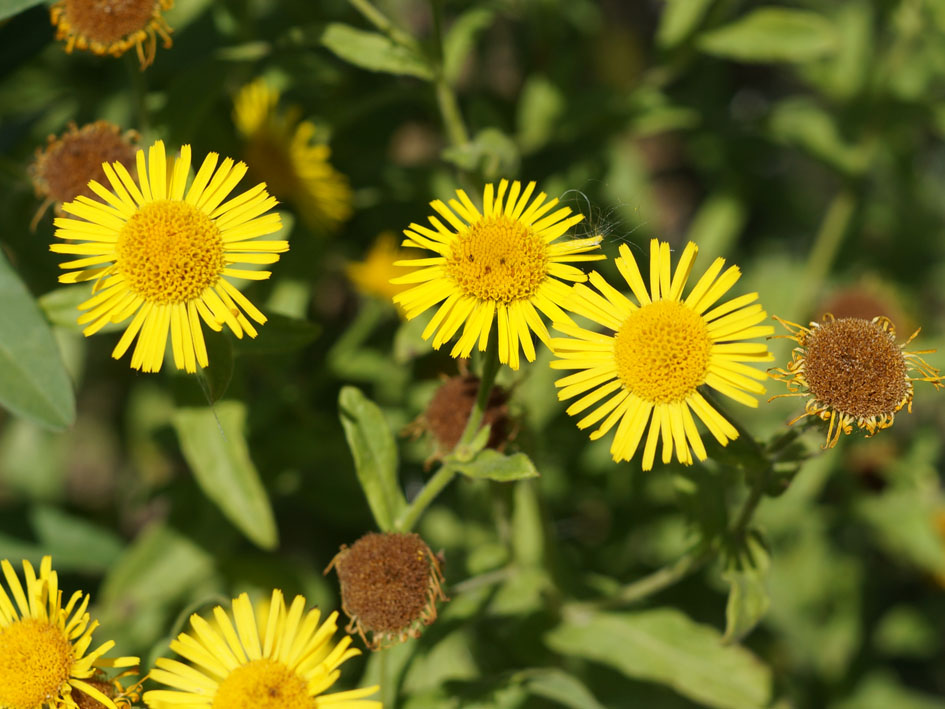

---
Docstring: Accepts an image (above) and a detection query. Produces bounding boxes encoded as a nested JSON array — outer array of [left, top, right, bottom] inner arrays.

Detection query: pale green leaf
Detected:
[[338, 386, 407, 531], [658, 0, 716, 49], [0, 0, 45, 22], [443, 8, 494, 83], [0, 251, 75, 431], [321, 23, 433, 79], [698, 9, 837, 63], [723, 538, 771, 643], [30, 505, 124, 573], [518, 668, 607, 709], [173, 401, 278, 549], [517, 75, 565, 153], [546, 609, 772, 709], [453, 449, 539, 482]]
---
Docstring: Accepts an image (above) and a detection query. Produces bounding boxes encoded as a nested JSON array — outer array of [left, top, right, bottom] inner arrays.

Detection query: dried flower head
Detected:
[[420, 374, 510, 455], [51, 0, 173, 68], [29, 121, 138, 227], [770, 314, 944, 447], [73, 669, 144, 709], [326, 532, 447, 650]]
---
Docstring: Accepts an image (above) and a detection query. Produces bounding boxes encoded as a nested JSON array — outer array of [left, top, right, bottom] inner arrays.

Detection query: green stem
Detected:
[[596, 548, 714, 610], [346, 0, 417, 48], [799, 189, 856, 316], [380, 649, 393, 709], [395, 338, 501, 532], [430, 0, 470, 147]]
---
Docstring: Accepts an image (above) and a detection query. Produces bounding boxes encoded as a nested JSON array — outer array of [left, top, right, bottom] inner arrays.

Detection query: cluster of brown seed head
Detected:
[[326, 532, 446, 650], [421, 374, 510, 454]]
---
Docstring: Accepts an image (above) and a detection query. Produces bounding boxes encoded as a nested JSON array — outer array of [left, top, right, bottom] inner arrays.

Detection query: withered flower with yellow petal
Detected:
[[51, 0, 174, 68], [770, 314, 944, 447], [326, 532, 447, 650]]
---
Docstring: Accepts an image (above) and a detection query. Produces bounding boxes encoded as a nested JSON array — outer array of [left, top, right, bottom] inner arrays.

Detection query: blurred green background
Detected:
[[2, 0, 945, 707]]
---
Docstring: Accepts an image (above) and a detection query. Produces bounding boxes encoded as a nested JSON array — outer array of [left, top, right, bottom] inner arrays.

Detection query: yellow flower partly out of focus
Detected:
[[552, 239, 773, 470], [50, 140, 287, 374], [770, 314, 943, 447], [346, 232, 412, 308], [392, 179, 604, 370], [50, 0, 173, 68], [234, 79, 352, 232], [0, 556, 139, 709], [143, 589, 381, 709]]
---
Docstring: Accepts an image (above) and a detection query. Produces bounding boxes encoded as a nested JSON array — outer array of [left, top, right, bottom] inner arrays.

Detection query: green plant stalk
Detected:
[[798, 189, 856, 316], [395, 338, 501, 532], [431, 0, 470, 147], [346, 0, 417, 49]]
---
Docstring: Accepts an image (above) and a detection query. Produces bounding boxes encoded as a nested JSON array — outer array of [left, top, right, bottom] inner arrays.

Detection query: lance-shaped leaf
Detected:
[[321, 23, 433, 79], [453, 449, 539, 483]]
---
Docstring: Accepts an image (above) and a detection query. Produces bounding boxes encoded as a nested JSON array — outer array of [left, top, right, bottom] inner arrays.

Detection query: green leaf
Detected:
[[29, 505, 124, 573], [453, 449, 539, 482], [833, 672, 945, 709], [723, 537, 771, 643], [338, 386, 407, 531], [38, 285, 122, 332], [768, 97, 868, 176], [441, 128, 520, 180], [517, 75, 565, 153], [443, 8, 494, 83], [320, 23, 433, 80], [698, 9, 837, 63], [686, 191, 746, 262], [0, 251, 75, 431], [517, 668, 606, 709], [0, 0, 45, 22], [546, 609, 772, 709], [173, 401, 278, 549], [657, 0, 716, 49]]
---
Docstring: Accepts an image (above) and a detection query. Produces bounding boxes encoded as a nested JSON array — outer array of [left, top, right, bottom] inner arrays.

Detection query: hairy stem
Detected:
[[346, 0, 417, 48], [799, 189, 856, 316], [431, 0, 470, 147]]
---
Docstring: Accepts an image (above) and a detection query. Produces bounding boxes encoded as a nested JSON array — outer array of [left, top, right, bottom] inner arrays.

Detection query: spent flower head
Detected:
[[327, 532, 447, 650], [770, 314, 944, 447], [552, 239, 773, 470], [50, 140, 287, 373], [51, 0, 173, 68]]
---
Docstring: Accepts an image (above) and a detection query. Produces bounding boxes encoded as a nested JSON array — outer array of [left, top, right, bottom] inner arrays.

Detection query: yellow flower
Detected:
[[770, 314, 943, 447], [50, 0, 173, 68], [552, 239, 773, 470], [50, 140, 287, 374], [345, 232, 412, 305], [0, 556, 138, 709], [392, 179, 604, 370], [143, 589, 380, 709], [233, 79, 352, 232]]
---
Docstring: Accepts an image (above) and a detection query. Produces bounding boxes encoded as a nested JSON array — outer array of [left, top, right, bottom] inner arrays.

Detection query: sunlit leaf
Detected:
[[453, 449, 539, 483], [321, 23, 433, 79], [698, 9, 837, 63]]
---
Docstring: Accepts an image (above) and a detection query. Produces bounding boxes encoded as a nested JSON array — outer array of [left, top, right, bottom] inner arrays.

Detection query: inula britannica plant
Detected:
[[3, 1, 945, 707]]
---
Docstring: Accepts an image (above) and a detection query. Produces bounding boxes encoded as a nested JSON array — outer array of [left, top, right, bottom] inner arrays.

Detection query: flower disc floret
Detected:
[[51, 0, 173, 67], [392, 179, 604, 369], [0, 619, 74, 707], [212, 659, 309, 709], [614, 301, 712, 403], [117, 200, 225, 304], [552, 239, 773, 470]]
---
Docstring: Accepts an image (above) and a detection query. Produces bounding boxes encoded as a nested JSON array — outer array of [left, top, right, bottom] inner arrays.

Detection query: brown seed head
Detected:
[[73, 679, 115, 709], [30, 121, 137, 208], [327, 532, 446, 650], [802, 317, 908, 419], [424, 375, 509, 452]]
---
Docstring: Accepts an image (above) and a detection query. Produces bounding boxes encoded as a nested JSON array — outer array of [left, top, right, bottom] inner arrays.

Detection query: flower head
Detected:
[[233, 79, 352, 232], [345, 232, 412, 307], [326, 532, 446, 650], [552, 239, 773, 470], [51, 0, 173, 68], [30, 121, 138, 222], [770, 314, 943, 447], [50, 140, 287, 373], [419, 374, 510, 455], [392, 179, 604, 369], [0, 556, 138, 709], [143, 589, 379, 708]]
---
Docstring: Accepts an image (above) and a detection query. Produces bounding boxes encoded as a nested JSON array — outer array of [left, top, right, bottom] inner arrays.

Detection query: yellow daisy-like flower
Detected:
[[770, 314, 944, 447], [345, 232, 412, 308], [392, 179, 604, 370], [0, 556, 139, 709], [552, 239, 773, 470], [233, 79, 352, 232], [142, 589, 380, 709], [50, 139, 287, 374], [50, 0, 173, 68]]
